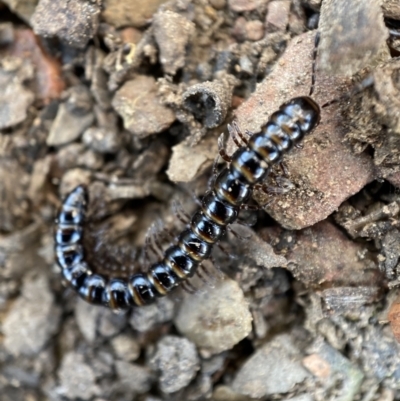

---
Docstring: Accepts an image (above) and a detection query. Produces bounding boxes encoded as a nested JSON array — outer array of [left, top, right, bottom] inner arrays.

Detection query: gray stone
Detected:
[[31, 0, 101, 49], [47, 86, 95, 146], [149, 335, 199, 394], [111, 334, 141, 362], [115, 360, 153, 395], [175, 278, 252, 355], [0, 57, 34, 130], [75, 298, 128, 341], [231, 334, 310, 397], [57, 351, 100, 399], [130, 297, 175, 332], [3, 274, 61, 356], [82, 126, 121, 154]]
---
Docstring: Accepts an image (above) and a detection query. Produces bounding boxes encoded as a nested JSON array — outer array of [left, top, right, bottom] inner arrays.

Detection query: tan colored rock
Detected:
[[153, 10, 195, 76], [112, 75, 175, 138], [102, 0, 168, 28], [175, 278, 252, 355], [167, 133, 218, 183], [265, 1, 291, 32]]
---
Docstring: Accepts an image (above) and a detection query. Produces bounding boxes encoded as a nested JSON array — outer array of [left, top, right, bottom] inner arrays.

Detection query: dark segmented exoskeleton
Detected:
[[55, 96, 321, 310]]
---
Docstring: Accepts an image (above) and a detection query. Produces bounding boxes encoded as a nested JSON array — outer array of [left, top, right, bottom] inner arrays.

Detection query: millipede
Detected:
[[54, 35, 323, 310]]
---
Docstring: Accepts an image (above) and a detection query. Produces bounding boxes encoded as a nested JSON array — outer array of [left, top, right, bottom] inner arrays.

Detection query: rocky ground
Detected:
[[1, 0, 400, 400]]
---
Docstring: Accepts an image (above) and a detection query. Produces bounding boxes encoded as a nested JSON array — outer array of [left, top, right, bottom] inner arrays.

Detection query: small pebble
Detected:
[[232, 16, 247, 42], [82, 126, 121, 154], [115, 361, 154, 395], [74, 298, 126, 343], [74, 299, 102, 343], [228, 0, 257, 12], [0, 59, 34, 129], [209, 0, 226, 10], [245, 20, 264, 41], [31, 0, 101, 48], [230, 225, 287, 268], [46, 103, 94, 146], [57, 351, 100, 399], [8, 29, 65, 102], [231, 334, 309, 398], [149, 335, 200, 394], [167, 133, 218, 183], [175, 278, 252, 355], [153, 10, 195, 76], [112, 75, 175, 138], [102, 0, 169, 28], [3, 274, 61, 356], [130, 297, 175, 332], [111, 334, 141, 362], [47, 85, 94, 146], [266, 1, 291, 32]]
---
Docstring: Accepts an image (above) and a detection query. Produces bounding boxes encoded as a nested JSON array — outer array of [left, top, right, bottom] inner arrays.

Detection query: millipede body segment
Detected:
[[55, 96, 320, 310]]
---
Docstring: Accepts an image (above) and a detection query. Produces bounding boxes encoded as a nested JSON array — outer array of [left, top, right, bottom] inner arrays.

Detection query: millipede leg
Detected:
[[227, 225, 251, 241], [172, 200, 191, 225], [181, 281, 197, 294], [231, 121, 249, 145], [279, 162, 289, 177], [227, 123, 242, 148], [244, 129, 253, 139], [309, 31, 320, 97], [209, 255, 224, 278], [240, 204, 262, 211], [217, 242, 238, 260], [196, 264, 216, 288], [218, 134, 232, 163], [321, 75, 374, 109], [255, 176, 295, 196]]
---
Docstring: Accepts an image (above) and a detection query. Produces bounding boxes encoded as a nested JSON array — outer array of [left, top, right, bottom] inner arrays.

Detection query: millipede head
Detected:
[[281, 96, 321, 134]]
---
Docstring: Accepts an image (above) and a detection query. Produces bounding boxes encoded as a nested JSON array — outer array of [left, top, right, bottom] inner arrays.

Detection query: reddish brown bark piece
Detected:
[[230, 31, 376, 230]]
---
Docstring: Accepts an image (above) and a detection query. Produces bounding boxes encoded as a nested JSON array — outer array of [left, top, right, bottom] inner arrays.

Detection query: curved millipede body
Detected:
[[55, 96, 320, 310]]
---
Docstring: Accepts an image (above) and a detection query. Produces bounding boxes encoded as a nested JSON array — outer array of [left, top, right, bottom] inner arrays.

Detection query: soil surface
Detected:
[[1, 1, 400, 401]]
